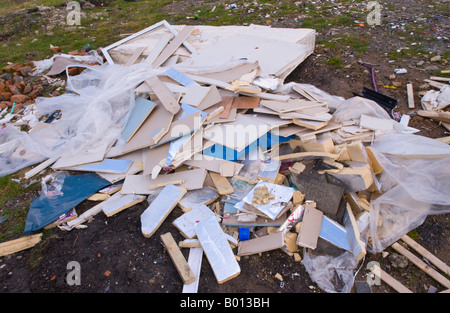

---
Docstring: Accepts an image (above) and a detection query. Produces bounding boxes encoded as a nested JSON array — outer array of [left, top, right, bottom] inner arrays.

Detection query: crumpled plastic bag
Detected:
[[302, 249, 359, 293]]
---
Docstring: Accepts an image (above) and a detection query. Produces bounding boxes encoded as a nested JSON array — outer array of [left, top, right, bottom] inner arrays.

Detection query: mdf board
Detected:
[[52, 143, 109, 169], [121, 103, 174, 155], [194, 216, 241, 284], [160, 232, 196, 285], [237, 232, 285, 256], [209, 172, 234, 195], [67, 159, 132, 174], [122, 97, 156, 142], [102, 194, 146, 217], [152, 25, 195, 68], [153, 111, 204, 147], [142, 142, 171, 177], [183, 154, 243, 177], [145, 76, 180, 115], [260, 99, 324, 113], [173, 204, 221, 239], [182, 247, 203, 293], [140, 184, 186, 238], [203, 113, 271, 151], [296, 205, 323, 249], [121, 168, 207, 194], [0, 233, 43, 257], [189, 33, 310, 76]]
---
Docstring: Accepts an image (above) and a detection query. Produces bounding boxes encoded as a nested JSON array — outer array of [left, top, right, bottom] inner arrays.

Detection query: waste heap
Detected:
[[1, 21, 449, 293]]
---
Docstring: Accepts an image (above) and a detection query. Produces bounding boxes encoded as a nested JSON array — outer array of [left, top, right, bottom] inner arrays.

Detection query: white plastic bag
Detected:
[[364, 133, 450, 253]]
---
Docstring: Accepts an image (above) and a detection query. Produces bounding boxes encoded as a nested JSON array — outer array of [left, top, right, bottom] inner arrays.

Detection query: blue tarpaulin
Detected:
[[23, 173, 110, 235]]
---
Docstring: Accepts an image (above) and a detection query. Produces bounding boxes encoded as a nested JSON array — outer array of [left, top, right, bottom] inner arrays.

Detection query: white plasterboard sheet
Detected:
[[194, 216, 240, 283]]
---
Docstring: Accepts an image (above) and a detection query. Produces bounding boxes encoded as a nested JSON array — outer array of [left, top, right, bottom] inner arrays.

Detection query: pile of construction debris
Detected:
[[1, 20, 450, 293]]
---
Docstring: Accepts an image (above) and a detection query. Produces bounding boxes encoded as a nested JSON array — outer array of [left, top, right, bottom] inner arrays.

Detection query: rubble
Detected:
[[0, 20, 450, 294]]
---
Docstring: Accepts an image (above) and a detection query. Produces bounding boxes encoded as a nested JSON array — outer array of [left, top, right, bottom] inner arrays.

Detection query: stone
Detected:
[[389, 252, 408, 268], [10, 94, 31, 104], [430, 55, 441, 62], [0, 92, 12, 101], [0, 101, 12, 109]]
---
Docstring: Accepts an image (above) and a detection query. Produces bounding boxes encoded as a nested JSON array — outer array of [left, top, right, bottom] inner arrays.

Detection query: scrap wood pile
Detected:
[[1, 20, 450, 293]]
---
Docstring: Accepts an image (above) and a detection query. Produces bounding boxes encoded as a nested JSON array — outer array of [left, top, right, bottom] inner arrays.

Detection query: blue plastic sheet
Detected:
[[23, 173, 110, 234]]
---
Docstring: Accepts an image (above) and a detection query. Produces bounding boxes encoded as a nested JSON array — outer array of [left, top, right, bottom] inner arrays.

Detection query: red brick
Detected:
[[10, 94, 30, 103]]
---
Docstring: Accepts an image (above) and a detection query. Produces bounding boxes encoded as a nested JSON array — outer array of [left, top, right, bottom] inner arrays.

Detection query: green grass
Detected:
[[327, 57, 343, 68], [0, 175, 40, 242]]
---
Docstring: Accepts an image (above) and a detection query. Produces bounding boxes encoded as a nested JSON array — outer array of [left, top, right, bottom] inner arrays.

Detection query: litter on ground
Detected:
[[0, 20, 449, 294]]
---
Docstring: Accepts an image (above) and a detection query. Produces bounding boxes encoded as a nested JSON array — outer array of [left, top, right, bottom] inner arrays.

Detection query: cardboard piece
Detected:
[[140, 184, 186, 238]]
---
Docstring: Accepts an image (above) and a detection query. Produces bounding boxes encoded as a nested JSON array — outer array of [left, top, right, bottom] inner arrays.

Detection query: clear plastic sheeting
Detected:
[[365, 133, 450, 253], [302, 249, 359, 293], [0, 63, 163, 177]]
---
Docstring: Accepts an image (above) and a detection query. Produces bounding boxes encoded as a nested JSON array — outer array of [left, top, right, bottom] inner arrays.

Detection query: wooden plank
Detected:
[[400, 235, 450, 276], [430, 76, 450, 82], [182, 247, 203, 293], [124, 46, 146, 66], [152, 25, 195, 68], [237, 232, 285, 256], [0, 233, 43, 257], [160, 232, 196, 285], [24, 157, 58, 179], [194, 216, 241, 284], [406, 83, 415, 109], [140, 184, 186, 238], [102, 194, 146, 217], [296, 205, 323, 249], [417, 110, 450, 124], [369, 264, 413, 293], [391, 242, 450, 289], [209, 172, 234, 195], [144, 34, 173, 65], [145, 76, 180, 115]]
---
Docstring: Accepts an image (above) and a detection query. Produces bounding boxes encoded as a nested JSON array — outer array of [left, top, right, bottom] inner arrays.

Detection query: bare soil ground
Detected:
[[0, 0, 449, 298]]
